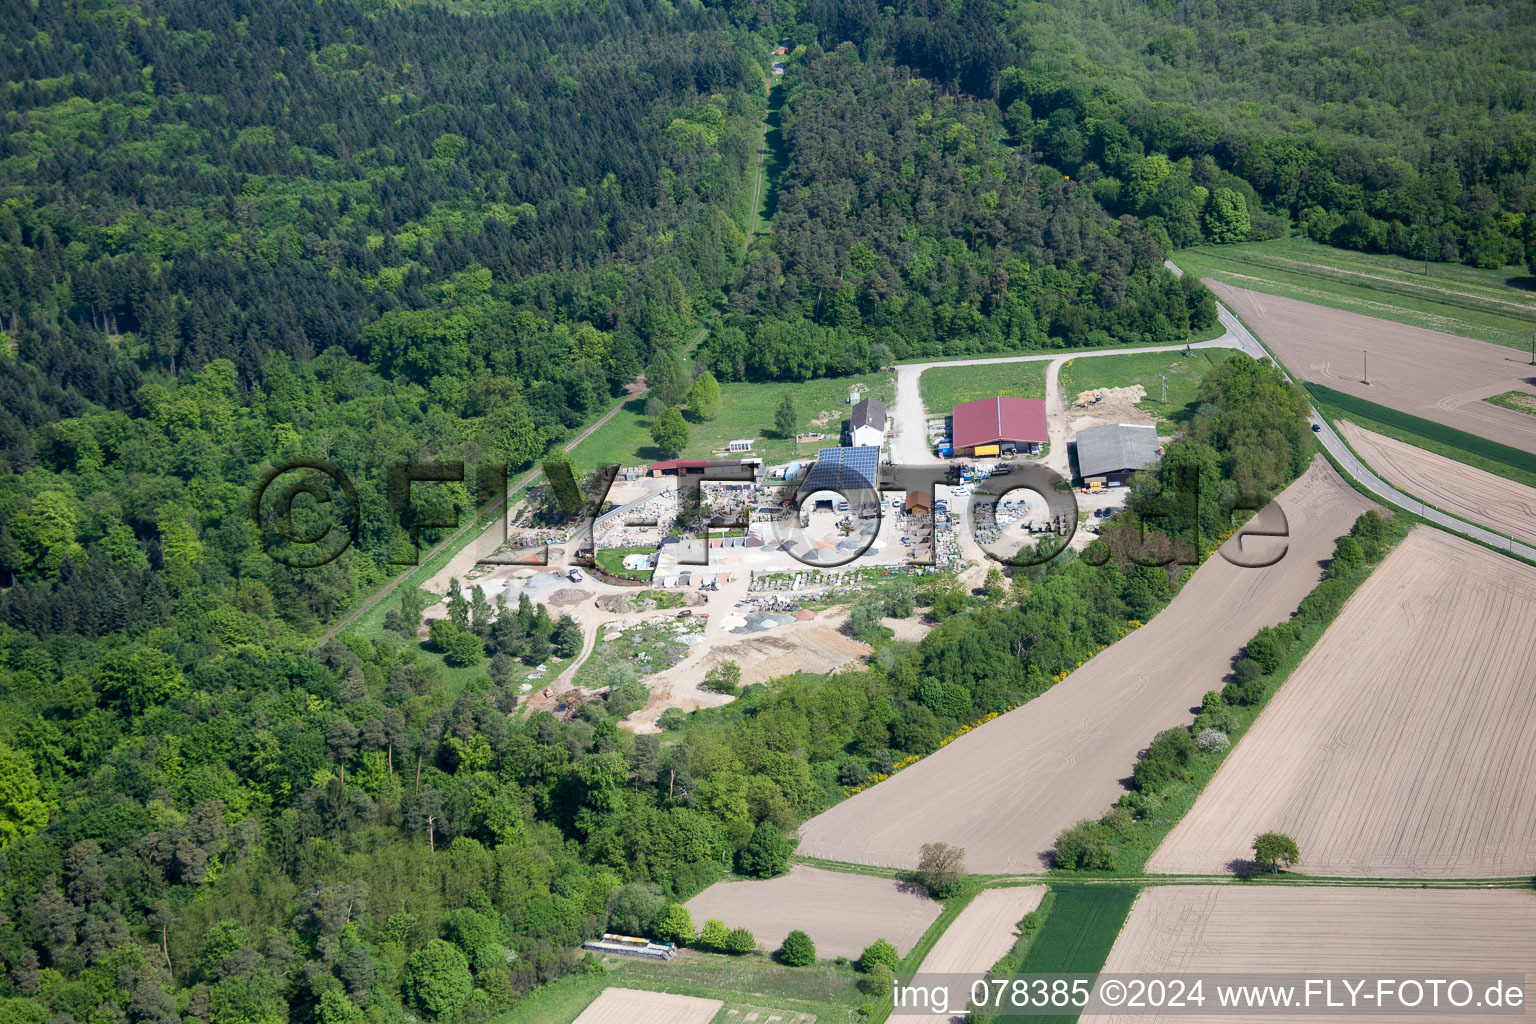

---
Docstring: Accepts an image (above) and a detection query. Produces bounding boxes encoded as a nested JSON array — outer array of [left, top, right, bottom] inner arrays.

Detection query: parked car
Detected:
[[567, 567, 584, 583]]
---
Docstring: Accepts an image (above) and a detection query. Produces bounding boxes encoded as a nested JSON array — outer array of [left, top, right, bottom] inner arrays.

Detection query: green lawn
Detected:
[[919, 361, 1047, 419], [494, 950, 865, 1024], [594, 545, 655, 582], [1058, 349, 1233, 434], [1178, 237, 1536, 351], [569, 371, 896, 472]]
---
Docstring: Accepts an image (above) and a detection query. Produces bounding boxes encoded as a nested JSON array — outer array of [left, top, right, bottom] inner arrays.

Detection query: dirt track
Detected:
[[1146, 527, 1536, 877], [1336, 421, 1536, 546], [685, 864, 940, 959], [795, 458, 1375, 872], [919, 886, 1046, 977], [572, 988, 721, 1024], [1087, 886, 1536, 1024], [1208, 282, 1536, 450]]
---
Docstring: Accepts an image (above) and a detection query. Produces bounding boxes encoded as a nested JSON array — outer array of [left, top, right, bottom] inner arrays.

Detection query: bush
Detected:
[[859, 938, 900, 974], [658, 707, 687, 731], [1131, 756, 1171, 793], [724, 927, 757, 955], [1232, 657, 1262, 685], [1244, 628, 1284, 674], [916, 842, 966, 898], [1195, 728, 1230, 752], [1099, 804, 1133, 834], [1053, 819, 1116, 871], [697, 918, 730, 952], [778, 929, 816, 966], [607, 884, 665, 937], [1021, 910, 1043, 931], [652, 903, 693, 945], [702, 660, 741, 694], [838, 760, 868, 787], [736, 822, 793, 878], [861, 963, 894, 997]]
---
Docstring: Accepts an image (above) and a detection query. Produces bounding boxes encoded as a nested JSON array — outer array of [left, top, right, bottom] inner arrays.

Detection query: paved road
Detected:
[[1166, 260, 1536, 561]]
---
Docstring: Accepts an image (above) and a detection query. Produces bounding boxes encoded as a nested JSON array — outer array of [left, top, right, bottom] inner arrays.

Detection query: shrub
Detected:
[[917, 842, 966, 898], [1148, 727, 1195, 766], [862, 963, 894, 997], [1021, 910, 1043, 930], [724, 927, 756, 955], [652, 903, 693, 945], [1054, 819, 1116, 871], [697, 918, 730, 952], [1244, 628, 1284, 674], [606, 884, 665, 937], [859, 938, 899, 974], [658, 707, 687, 731], [702, 660, 741, 694], [1195, 728, 1230, 752], [1131, 756, 1171, 793], [1099, 804, 1133, 834], [1232, 657, 1262, 685], [838, 760, 868, 787], [1200, 690, 1224, 717], [778, 929, 816, 966]]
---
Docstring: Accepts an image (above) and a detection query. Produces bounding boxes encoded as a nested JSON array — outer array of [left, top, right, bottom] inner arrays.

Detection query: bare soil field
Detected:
[[1336, 420, 1536, 547], [1086, 886, 1536, 1024], [685, 865, 941, 960], [919, 886, 1047, 977], [795, 458, 1375, 872], [1146, 527, 1536, 877], [1208, 282, 1536, 450], [572, 987, 721, 1024]]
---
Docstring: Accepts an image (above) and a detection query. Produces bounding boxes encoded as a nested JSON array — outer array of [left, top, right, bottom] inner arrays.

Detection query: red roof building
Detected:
[[950, 396, 1048, 455]]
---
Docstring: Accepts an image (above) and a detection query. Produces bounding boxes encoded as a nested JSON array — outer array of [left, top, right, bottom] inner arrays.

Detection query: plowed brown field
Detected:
[[1086, 886, 1536, 1024], [795, 458, 1375, 872], [1209, 282, 1536, 450], [1336, 420, 1536, 546], [573, 988, 721, 1024], [1147, 527, 1536, 877], [918, 886, 1046, 977], [685, 865, 941, 959]]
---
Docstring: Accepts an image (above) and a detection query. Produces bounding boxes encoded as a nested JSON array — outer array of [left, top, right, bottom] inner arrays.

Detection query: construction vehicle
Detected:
[[541, 687, 553, 698]]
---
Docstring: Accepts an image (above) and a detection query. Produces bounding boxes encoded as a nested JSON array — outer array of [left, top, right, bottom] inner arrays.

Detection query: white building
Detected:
[[848, 397, 887, 449]]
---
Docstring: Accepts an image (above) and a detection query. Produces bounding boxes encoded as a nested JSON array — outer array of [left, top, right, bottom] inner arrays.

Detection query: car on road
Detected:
[[1312, 422, 1323, 432]]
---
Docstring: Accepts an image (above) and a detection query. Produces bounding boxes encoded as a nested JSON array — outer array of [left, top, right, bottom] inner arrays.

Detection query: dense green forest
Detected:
[[0, 0, 1518, 1020], [776, 0, 1536, 272], [698, 44, 1217, 379]]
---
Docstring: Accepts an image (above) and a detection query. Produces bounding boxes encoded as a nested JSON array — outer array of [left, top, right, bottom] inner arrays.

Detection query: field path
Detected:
[[1146, 527, 1536, 878], [795, 457, 1374, 872]]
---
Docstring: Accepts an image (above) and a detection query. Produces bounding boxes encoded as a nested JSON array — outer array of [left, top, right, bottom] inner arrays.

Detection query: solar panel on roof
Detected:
[[804, 446, 880, 492]]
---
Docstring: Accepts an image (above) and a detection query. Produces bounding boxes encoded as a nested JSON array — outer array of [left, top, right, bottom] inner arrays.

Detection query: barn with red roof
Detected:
[[949, 396, 1048, 456]]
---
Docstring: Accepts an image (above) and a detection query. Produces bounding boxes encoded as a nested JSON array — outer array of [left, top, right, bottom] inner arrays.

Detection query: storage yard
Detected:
[[795, 459, 1375, 871], [1146, 527, 1536, 877], [1086, 886, 1536, 1024]]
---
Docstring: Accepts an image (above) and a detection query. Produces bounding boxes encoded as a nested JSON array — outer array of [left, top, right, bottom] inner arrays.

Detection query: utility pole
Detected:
[[1161, 374, 1168, 403], [1529, 329, 1534, 367], [427, 815, 437, 858], [1363, 349, 1369, 385]]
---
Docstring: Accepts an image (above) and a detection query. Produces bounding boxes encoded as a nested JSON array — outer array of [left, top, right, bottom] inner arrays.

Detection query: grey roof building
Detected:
[[850, 397, 887, 433], [1075, 423, 1161, 483]]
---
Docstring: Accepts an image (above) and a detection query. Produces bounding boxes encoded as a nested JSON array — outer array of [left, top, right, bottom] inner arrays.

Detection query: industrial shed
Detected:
[[1074, 423, 1161, 486], [950, 396, 1047, 456]]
